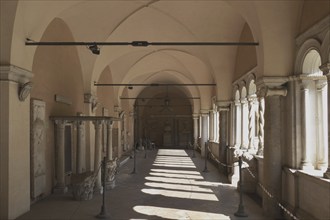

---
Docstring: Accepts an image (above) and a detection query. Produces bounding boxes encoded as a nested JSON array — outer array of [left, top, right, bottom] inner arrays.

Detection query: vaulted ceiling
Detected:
[[2, 0, 314, 111]]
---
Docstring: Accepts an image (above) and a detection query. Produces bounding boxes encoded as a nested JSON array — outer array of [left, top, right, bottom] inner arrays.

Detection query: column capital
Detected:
[[320, 62, 330, 75], [54, 119, 68, 127], [106, 120, 114, 127], [316, 79, 327, 90], [200, 109, 209, 115], [216, 100, 231, 111], [92, 120, 104, 128], [256, 78, 288, 98], [256, 76, 288, 97], [1, 65, 34, 102], [192, 113, 199, 119]]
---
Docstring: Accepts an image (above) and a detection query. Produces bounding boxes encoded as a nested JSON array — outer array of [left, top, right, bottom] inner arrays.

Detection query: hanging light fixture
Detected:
[[88, 44, 100, 55]]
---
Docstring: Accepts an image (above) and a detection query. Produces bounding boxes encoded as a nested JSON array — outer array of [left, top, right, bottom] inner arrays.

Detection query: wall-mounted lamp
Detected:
[[88, 44, 100, 55]]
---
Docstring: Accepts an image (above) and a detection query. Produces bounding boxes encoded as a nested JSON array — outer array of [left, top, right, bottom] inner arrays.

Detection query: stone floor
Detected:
[[18, 148, 268, 220]]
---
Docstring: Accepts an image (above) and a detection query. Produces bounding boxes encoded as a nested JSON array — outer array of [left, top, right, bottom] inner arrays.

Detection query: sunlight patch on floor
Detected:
[[149, 172, 203, 179], [151, 169, 200, 175], [141, 188, 218, 201], [157, 149, 189, 156], [145, 176, 222, 187], [152, 163, 196, 168], [133, 206, 230, 220], [144, 182, 213, 193]]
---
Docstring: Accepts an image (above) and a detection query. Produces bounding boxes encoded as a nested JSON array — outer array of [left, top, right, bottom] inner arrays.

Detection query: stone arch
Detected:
[[233, 86, 240, 101], [295, 38, 322, 74], [246, 73, 257, 96], [321, 30, 330, 64], [302, 49, 322, 76]]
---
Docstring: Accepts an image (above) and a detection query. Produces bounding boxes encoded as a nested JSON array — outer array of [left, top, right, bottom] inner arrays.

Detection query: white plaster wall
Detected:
[[0, 81, 30, 219]]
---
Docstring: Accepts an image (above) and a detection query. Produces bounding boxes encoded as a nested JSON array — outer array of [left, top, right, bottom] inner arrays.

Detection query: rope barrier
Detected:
[[205, 145, 300, 220], [245, 167, 299, 220], [207, 145, 234, 168]]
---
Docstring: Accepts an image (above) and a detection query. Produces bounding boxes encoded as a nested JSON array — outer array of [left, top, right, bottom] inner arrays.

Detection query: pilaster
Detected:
[[192, 114, 199, 149], [321, 63, 330, 178], [216, 101, 230, 171], [0, 65, 33, 219], [256, 76, 288, 219], [200, 109, 209, 157]]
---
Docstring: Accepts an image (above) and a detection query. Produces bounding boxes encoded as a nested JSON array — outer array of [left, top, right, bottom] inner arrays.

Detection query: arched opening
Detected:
[[300, 49, 328, 171], [135, 86, 193, 149]]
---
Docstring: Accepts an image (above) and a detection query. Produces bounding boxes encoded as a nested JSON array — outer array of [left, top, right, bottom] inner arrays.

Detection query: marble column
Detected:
[[200, 111, 209, 157], [219, 107, 229, 166], [107, 121, 114, 160], [209, 110, 215, 142], [234, 101, 241, 148], [316, 80, 328, 170], [300, 81, 314, 170], [193, 114, 199, 149], [76, 121, 86, 174], [257, 96, 265, 156], [321, 63, 330, 178], [262, 86, 287, 219], [54, 120, 68, 194], [93, 120, 103, 189], [248, 95, 257, 153], [241, 98, 249, 149]]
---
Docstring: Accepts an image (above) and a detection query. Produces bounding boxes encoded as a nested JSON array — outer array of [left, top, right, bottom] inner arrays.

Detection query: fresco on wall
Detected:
[[31, 99, 46, 200]]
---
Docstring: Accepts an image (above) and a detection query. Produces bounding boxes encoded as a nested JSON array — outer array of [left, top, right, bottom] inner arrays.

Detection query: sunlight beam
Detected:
[[144, 182, 213, 193], [141, 188, 219, 201], [133, 206, 230, 220]]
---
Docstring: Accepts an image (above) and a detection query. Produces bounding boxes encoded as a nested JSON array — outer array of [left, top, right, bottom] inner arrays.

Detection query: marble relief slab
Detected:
[[31, 99, 46, 199]]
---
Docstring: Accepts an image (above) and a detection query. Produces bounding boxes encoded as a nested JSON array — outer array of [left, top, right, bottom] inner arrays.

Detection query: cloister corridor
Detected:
[[17, 149, 266, 220]]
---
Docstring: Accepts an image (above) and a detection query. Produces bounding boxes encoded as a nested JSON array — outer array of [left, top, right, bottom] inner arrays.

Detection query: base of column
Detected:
[[300, 162, 314, 171], [324, 169, 330, 179], [53, 185, 68, 194], [229, 162, 239, 186], [317, 162, 328, 171], [105, 179, 116, 190], [247, 149, 257, 154]]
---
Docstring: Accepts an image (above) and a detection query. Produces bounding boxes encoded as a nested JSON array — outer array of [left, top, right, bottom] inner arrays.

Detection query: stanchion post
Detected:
[[131, 142, 136, 174], [144, 140, 147, 159], [203, 142, 209, 172], [192, 142, 196, 158], [234, 156, 248, 217], [96, 156, 108, 219]]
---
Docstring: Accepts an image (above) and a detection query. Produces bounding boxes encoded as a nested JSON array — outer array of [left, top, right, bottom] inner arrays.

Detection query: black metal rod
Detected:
[[96, 156, 108, 219], [234, 156, 248, 217], [94, 83, 216, 87], [25, 40, 259, 47], [120, 97, 200, 100]]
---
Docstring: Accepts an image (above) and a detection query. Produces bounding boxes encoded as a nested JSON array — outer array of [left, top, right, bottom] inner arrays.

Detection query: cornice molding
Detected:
[[0, 65, 33, 83]]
